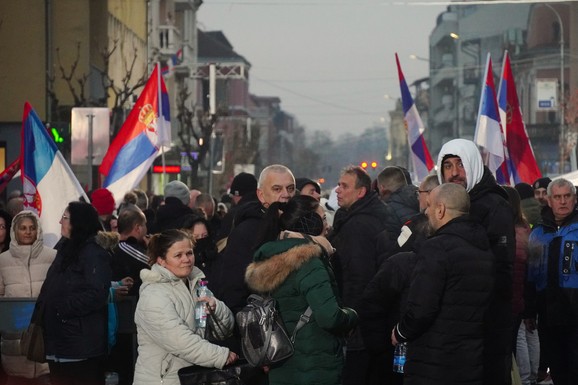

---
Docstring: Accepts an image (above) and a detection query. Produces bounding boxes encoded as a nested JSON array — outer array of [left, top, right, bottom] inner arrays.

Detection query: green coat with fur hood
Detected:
[[245, 238, 358, 385]]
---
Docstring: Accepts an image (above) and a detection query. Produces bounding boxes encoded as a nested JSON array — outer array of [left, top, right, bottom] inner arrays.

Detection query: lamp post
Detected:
[[544, 3, 566, 172]]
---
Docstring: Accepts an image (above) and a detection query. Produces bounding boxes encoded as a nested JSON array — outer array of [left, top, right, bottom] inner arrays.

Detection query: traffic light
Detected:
[[360, 161, 378, 170], [47, 122, 70, 155]]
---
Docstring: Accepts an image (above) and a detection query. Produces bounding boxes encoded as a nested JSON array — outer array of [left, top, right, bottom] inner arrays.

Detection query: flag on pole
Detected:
[[99, 64, 171, 204], [0, 158, 20, 195], [498, 51, 541, 184], [395, 53, 434, 181], [21, 102, 89, 247], [474, 53, 510, 185]]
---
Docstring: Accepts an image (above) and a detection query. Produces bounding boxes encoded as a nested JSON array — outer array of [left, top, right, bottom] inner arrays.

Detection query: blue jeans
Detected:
[[516, 321, 540, 385]]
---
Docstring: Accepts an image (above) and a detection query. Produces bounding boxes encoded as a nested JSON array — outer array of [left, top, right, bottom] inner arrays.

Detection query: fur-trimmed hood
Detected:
[[245, 239, 323, 293], [95, 231, 119, 252]]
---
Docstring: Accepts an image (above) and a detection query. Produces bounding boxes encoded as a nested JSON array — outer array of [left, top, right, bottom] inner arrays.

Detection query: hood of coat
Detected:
[[95, 231, 119, 252], [9, 210, 44, 259], [10, 210, 43, 247], [140, 262, 204, 287], [245, 239, 322, 293], [436, 139, 484, 192]]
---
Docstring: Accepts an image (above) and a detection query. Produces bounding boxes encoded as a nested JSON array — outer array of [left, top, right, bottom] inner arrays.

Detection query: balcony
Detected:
[[158, 24, 182, 58]]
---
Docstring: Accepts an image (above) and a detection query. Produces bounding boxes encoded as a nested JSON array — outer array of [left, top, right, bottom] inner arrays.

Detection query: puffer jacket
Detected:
[[245, 238, 358, 385], [437, 139, 515, 385], [133, 264, 234, 385], [0, 211, 55, 378], [395, 217, 495, 385]]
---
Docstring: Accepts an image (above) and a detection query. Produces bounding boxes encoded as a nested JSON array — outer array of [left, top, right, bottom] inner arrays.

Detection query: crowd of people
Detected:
[[0, 137, 575, 384]]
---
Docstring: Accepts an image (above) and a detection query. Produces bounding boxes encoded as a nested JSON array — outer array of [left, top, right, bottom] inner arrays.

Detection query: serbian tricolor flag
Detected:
[[498, 51, 541, 184], [100, 64, 171, 204], [21, 102, 89, 247], [474, 54, 510, 185], [395, 53, 434, 181], [0, 158, 20, 194]]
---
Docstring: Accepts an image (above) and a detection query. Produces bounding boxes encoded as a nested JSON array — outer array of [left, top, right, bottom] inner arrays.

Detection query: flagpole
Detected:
[[157, 62, 166, 186]]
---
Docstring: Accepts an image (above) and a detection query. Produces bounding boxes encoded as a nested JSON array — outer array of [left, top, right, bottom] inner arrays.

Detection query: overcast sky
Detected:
[[198, 1, 447, 138]]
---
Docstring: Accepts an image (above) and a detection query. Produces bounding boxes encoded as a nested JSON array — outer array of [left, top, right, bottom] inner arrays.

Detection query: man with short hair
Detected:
[[533, 177, 551, 207], [196, 193, 221, 239], [112, 204, 149, 296], [376, 166, 419, 233], [392, 183, 495, 385], [212, 164, 296, 314], [437, 138, 515, 385], [329, 165, 389, 385], [109, 204, 150, 385], [417, 174, 440, 212], [527, 178, 578, 385]]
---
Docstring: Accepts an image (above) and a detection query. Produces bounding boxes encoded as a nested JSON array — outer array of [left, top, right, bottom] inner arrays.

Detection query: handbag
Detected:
[[20, 301, 46, 363], [178, 359, 261, 385], [204, 305, 232, 343], [236, 294, 312, 367]]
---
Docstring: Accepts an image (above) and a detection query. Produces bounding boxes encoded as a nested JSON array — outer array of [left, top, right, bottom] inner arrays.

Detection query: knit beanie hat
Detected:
[[164, 180, 190, 206], [515, 183, 535, 200], [229, 172, 257, 197], [533, 177, 551, 190], [296, 178, 321, 194], [91, 188, 115, 216]]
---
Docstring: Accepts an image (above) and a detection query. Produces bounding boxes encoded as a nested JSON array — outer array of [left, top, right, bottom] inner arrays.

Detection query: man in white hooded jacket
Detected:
[[436, 138, 515, 385]]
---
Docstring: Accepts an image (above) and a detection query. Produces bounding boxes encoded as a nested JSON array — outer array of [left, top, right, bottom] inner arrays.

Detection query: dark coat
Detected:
[[469, 168, 515, 385], [148, 197, 196, 234], [210, 200, 264, 314], [40, 233, 114, 359], [216, 192, 259, 242], [395, 217, 495, 385], [111, 236, 149, 297], [328, 191, 389, 350], [245, 239, 358, 385], [383, 185, 420, 233]]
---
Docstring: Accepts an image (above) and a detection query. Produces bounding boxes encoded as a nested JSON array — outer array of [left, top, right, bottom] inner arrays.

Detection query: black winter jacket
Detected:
[[40, 234, 114, 359], [210, 200, 264, 314], [148, 197, 197, 234], [469, 168, 515, 385], [396, 217, 495, 385], [328, 191, 389, 350]]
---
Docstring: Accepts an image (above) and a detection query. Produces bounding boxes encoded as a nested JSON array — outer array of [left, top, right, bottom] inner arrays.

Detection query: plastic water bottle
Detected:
[[104, 372, 119, 385], [194, 279, 212, 328], [393, 342, 407, 373]]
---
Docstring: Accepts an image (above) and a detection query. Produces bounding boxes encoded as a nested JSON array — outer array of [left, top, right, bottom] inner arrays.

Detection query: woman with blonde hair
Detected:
[[0, 210, 56, 384]]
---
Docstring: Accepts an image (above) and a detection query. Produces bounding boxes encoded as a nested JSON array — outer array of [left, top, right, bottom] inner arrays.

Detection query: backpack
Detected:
[[236, 294, 312, 367]]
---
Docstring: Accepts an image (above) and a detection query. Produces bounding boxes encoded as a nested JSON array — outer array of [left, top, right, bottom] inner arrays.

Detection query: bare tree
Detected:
[[175, 84, 213, 186]]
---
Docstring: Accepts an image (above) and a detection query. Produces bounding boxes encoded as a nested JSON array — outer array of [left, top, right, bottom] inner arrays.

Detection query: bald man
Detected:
[[392, 184, 495, 385]]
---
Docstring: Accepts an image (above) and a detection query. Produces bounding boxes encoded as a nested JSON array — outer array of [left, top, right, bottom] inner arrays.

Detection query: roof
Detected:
[[198, 30, 251, 66]]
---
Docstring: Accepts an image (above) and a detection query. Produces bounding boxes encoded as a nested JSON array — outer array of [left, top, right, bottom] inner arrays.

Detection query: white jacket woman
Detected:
[[133, 229, 237, 385], [0, 210, 56, 379]]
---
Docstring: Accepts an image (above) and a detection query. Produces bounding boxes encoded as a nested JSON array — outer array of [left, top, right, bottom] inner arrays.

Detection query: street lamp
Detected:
[[543, 3, 566, 172]]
